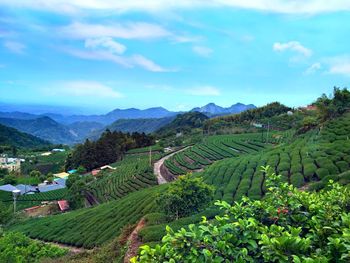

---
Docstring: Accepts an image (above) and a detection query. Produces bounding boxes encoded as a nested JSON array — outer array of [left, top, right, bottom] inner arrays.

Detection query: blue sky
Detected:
[[0, 1, 350, 114]]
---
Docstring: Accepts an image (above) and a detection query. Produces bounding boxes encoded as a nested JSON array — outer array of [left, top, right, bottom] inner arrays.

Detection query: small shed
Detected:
[[53, 172, 69, 179], [0, 184, 18, 192], [91, 169, 101, 176], [57, 200, 69, 211]]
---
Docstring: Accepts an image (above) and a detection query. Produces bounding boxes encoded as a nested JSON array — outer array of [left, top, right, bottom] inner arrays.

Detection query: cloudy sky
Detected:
[[0, 1, 350, 113]]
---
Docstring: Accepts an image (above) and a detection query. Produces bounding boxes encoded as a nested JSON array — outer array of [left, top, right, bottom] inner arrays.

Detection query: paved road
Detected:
[[153, 146, 191, 184]]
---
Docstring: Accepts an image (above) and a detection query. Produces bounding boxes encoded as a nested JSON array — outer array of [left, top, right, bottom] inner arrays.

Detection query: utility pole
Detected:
[[12, 190, 20, 213], [266, 121, 270, 143], [149, 146, 152, 167]]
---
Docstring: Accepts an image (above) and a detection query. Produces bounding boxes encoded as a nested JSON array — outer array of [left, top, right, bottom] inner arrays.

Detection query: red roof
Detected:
[[91, 169, 101, 176], [306, 105, 317, 111], [58, 200, 69, 211]]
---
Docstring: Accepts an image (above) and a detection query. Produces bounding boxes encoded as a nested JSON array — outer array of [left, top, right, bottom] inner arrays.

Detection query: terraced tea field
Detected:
[[10, 185, 166, 248], [201, 114, 350, 203], [87, 154, 160, 203], [164, 133, 271, 175], [1, 188, 67, 210]]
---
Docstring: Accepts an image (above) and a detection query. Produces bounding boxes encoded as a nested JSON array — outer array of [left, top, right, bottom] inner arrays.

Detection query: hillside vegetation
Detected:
[[156, 112, 209, 137], [0, 123, 51, 148], [65, 130, 154, 171], [105, 117, 174, 134], [0, 116, 80, 145]]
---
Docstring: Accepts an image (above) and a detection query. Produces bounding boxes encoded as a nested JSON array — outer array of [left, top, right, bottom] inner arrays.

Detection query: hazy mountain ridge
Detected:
[[0, 116, 79, 145], [0, 103, 256, 144]]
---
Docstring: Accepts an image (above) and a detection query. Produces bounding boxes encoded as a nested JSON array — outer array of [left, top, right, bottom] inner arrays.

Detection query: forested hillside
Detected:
[[0, 123, 51, 148], [103, 117, 174, 134], [65, 130, 154, 171], [0, 116, 79, 145], [156, 112, 209, 137]]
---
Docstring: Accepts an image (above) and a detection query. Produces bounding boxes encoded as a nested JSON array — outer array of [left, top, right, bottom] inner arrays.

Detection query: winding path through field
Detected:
[[154, 146, 192, 184]]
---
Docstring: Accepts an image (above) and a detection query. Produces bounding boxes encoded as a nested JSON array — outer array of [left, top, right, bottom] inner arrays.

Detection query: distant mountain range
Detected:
[[191, 103, 256, 117], [0, 107, 178, 125], [0, 102, 255, 145]]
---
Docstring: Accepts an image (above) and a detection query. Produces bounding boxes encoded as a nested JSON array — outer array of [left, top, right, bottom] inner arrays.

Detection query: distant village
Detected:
[[0, 148, 118, 196]]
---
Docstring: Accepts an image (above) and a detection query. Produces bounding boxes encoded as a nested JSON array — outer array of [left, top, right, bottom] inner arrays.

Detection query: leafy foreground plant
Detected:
[[0, 231, 67, 262], [132, 166, 350, 263]]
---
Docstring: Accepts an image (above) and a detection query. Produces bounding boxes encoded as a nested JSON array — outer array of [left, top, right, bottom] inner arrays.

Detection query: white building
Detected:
[[0, 154, 22, 172]]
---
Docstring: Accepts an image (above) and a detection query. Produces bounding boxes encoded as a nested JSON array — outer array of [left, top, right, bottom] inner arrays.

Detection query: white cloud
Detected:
[[304, 62, 321, 75], [3, 41, 26, 54], [2, 0, 350, 14], [60, 22, 171, 40], [64, 48, 173, 72], [326, 56, 350, 76], [193, 46, 213, 57], [273, 41, 312, 57], [131, 55, 170, 72], [186, 86, 220, 96], [52, 81, 123, 98], [85, 37, 126, 54]]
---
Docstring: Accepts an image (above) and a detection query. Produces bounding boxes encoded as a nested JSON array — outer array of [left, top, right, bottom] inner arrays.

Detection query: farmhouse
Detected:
[[0, 154, 22, 172]]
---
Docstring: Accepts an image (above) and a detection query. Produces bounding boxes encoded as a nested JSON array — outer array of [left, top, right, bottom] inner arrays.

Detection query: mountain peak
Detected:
[[191, 102, 256, 116]]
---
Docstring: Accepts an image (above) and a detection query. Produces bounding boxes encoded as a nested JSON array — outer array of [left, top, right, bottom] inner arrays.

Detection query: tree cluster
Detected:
[[315, 87, 350, 121], [157, 174, 214, 220], [65, 130, 154, 171]]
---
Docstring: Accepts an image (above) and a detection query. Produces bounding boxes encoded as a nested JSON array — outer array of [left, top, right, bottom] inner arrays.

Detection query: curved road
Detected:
[[154, 146, 191, 184]]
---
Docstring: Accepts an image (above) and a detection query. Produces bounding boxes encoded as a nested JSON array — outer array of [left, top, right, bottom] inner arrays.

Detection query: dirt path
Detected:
[[154, 146, 192, 184], [123, 218, 146, 263], [37, 239, 88, 254]]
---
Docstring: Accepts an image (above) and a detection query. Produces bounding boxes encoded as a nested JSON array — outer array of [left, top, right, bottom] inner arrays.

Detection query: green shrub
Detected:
[[315, 168, 329, 179], [290, 173, 305, 188], [336, 161, 349, 173], [157, 175, 214, 220], [303, 163, 317, 180], [0, 232, 67, 261], [278, 162, 290, 172]]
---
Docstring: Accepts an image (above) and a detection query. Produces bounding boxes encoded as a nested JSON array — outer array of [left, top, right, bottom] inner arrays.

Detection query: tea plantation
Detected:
[[200, 114, 350, 203], [10, 185, 166, 248], [87, 154, 159, 203], [164, 133, 272, 175], [1, 188, 67, 210]]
